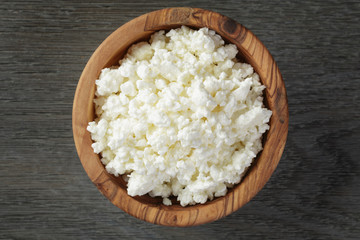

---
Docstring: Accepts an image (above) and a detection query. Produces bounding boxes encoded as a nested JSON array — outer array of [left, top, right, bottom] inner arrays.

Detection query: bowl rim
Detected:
[[72, 7, 289, 227]]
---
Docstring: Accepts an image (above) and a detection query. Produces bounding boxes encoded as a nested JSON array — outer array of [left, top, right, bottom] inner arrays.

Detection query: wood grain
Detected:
[[1, 0, 359, 238], [73, 7, 288, 226]]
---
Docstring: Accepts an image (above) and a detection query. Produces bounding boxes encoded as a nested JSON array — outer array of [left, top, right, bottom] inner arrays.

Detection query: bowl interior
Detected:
[[91, 25, 263, 206]]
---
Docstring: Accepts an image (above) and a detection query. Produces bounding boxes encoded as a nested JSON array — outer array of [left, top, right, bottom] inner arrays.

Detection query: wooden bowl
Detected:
[[72, 7, 288, 227]]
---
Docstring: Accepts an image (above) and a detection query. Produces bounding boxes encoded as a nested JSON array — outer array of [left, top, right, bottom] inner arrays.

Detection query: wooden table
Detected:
[[1, 0, 359, 239]]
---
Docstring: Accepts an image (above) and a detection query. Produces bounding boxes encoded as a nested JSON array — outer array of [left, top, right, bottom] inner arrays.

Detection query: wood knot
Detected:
[[223, 18, 237, 34]]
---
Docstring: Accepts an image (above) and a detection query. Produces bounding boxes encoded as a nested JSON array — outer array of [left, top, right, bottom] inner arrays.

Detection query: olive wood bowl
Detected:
[[72, 7, 288, 227]]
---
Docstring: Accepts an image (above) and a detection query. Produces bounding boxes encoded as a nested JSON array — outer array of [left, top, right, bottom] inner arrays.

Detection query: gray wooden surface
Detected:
[[1, 0, 359, 239]]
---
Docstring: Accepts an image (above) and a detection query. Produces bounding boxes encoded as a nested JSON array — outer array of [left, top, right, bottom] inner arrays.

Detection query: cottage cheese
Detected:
[[87, 26, 272, 206]]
